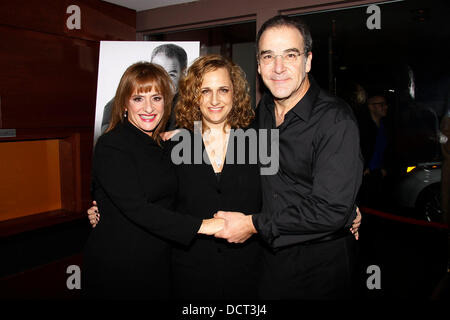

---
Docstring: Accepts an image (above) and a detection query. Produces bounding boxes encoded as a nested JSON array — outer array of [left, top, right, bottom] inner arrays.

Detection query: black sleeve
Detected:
[[93, 139, 203, 246], [253, 119, 363, 248]]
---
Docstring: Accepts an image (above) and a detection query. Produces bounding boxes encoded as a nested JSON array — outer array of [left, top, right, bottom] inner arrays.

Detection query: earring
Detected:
[[124, 110, 128, 118]]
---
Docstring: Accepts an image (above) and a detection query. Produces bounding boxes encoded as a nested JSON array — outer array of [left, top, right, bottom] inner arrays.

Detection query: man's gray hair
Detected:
[[256, 15, 313, 57]]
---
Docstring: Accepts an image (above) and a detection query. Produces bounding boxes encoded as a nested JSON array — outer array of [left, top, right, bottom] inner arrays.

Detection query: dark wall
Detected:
[[0, 0, 135, 216], [0, 0, 135, 129], [0, 0, 136, 278]]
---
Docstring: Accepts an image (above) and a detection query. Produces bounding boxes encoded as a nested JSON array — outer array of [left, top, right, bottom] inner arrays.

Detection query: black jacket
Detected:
[[83, 120, 202, 299], [169, 128, 264, 300]]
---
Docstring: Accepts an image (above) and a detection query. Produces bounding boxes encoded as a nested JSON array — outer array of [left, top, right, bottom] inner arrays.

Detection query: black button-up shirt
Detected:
[[253, 77, 363, 248]]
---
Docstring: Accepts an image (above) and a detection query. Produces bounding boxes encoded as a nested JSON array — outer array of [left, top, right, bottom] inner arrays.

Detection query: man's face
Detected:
[[151, 53, 182, 92], [368, 96, 388, 118], [257, 26, 312, 106]]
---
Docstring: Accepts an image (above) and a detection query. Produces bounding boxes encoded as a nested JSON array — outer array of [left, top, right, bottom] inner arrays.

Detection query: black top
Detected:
[[358, 109, 392, 171], [168, 128, 263, 299], [358, 110, 378, 169], [83, 120, 202, 299], [253, 77, 363, 248]]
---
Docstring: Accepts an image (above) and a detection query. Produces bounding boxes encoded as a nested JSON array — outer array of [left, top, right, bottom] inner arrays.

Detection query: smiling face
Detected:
[[199, 67, 233, 129], [257, 26, 312, 108], [151, 53, 182, 92], [126, 86, 165, 135]]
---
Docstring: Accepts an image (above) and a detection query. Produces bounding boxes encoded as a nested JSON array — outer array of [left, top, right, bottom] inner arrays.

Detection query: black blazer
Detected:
[[82, 120, 202, 300], [169, 129, 263, 300]]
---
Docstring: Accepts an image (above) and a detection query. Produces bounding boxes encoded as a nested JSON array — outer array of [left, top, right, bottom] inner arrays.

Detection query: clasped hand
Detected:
[[213, 211, 256, 243], [87, 203, 362, 243], [197, 211, 256, 244], [86, 202, 254, 244]]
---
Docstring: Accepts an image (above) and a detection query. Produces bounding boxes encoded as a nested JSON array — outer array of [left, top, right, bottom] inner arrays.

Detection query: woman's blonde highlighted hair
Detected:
[[175, 55, 254, 131]]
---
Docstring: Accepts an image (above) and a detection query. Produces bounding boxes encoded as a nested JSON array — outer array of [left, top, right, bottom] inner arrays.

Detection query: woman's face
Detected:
[[199, 68, 233, 128], [126, 86, 164, 135]]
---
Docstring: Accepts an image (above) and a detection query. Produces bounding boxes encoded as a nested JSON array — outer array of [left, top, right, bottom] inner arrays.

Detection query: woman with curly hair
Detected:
[[88, 55, 263, 299], [170, 54, 263, 299]]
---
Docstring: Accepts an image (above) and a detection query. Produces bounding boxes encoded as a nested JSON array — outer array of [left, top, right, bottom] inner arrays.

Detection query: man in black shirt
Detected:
[[215, 15, 363, 299]]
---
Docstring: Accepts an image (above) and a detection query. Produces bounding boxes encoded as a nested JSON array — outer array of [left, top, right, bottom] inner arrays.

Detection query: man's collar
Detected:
[[262, 75, 320, 122], [289, 76, 320, 121]]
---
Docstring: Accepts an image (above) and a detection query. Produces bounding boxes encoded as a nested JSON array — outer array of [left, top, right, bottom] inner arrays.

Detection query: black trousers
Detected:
[[258, 234, 357, 300]]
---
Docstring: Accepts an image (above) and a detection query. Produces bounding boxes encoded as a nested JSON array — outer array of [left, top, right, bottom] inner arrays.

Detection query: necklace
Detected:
[[203, 127, 230, 172]]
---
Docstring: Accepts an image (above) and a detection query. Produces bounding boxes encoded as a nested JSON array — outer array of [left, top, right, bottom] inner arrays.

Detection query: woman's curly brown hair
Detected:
[[175, 54, 254, 131]]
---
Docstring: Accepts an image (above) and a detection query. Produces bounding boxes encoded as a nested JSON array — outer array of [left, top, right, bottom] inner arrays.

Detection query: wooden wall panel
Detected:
[[65, 1, 136, 41], [0, 0, 135, 231], [59, 134, 81, 213], [0, 26, 99, 129], [0, 0, 64, 36], [0, 0, 135, 41], [0, 131, 91, 232], [0, 0, 136, 130]]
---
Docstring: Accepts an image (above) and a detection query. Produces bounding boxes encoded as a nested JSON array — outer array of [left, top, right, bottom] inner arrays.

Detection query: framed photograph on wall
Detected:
[[94, 41, 200, 144]]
